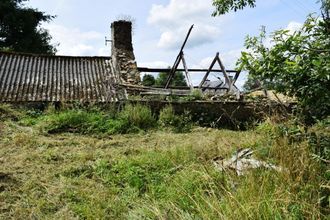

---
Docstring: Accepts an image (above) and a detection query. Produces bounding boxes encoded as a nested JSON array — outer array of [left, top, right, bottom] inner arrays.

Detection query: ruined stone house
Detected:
[[0, 21, 139, 103]]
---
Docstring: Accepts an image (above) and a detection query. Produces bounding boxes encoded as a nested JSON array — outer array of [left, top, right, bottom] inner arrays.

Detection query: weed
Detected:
[[0, 105, 328, 219], [159, 105, 193, 133], [119, 104, 156, 131]]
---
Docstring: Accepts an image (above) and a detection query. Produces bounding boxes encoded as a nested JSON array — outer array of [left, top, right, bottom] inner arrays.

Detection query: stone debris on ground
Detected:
[[213, 148, 282, 176]]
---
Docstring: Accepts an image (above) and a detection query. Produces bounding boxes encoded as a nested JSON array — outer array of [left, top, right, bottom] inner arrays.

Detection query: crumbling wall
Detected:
[[111, 20, 140, 84]]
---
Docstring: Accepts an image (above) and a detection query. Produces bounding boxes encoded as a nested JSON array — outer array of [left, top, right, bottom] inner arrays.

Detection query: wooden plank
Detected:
[[140, 90, 190, 96]]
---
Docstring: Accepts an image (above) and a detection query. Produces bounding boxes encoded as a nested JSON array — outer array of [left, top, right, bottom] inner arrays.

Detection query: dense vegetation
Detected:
[[239, 16, 330, 121], [142, 71, 188, 87], [213, 0, 330, 121], [0, 0, 56, 54], [0, 104, 328, 219]]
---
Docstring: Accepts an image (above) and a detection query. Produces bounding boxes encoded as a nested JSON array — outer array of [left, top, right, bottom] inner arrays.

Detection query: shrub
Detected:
[[119, 104, 156, 131], [238, 16, 330, 121], [190, 89, 203, 100], [159, 106, 192, 133], [158, 105, 177, 127]]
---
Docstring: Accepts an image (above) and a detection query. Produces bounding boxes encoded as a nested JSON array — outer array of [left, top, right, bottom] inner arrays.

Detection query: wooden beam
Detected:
[[199, 52, 219, 88], [137, 67, 239, 73], [216, 55, 232, 92], [165, 53, 182, 89], [165, 25, 194, 89], [179, 25, 194, 53], [181, 53, 194, 90]]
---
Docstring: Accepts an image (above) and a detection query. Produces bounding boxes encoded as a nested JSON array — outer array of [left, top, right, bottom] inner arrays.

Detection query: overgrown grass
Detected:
[[0, 104, 23, 121], [0, 104, 328, 219], [23, 104, 191, 135]]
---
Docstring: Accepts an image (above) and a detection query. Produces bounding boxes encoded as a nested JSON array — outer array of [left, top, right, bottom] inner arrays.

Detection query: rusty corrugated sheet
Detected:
[[0, 52, 126, 102]]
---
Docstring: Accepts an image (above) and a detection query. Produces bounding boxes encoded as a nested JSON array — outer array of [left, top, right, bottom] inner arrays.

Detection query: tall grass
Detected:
[[119, 104, 156, 130], [0, 104, 328, 219], [37, 104, 157, 135], [159, 105, 192, 133], [23, 104, 194, 135], [0, 104, 23, 121]]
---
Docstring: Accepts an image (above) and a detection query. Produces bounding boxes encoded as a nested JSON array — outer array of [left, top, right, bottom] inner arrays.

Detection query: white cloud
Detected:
[[286, 21, 303, 34], [97, 47, 110, 56], [138, 61, 170, 68], [264, 21, 303, 48], [148, 0, 226, 50], [44, 24, 104, 56], [193, 49, 243, 70]]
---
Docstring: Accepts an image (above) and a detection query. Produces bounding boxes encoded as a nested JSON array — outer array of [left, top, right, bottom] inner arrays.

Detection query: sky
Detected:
[[26, 0, 321, 87]]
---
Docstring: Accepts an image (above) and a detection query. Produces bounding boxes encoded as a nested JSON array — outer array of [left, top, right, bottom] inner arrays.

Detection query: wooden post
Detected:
[[181, 53, 194, 90]]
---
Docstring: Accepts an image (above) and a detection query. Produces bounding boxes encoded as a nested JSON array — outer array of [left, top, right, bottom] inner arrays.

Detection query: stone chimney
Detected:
[[111, 20, 140, 84]]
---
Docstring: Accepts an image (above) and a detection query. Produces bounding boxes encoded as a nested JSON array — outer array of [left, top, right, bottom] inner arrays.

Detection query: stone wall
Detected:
[[111, 21, 140, 84], [126, 100, 293, 129]]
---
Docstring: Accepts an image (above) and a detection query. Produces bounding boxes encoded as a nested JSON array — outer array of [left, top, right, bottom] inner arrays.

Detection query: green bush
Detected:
[[119, 104, 156, 131], [190, 89, 203, 100], [159, 105, 192, 133]]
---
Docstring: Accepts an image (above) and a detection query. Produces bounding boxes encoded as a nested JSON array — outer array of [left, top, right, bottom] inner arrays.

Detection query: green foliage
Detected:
[[159, 105, 192, 133], [0, 0, 56, 54], [190, 89, 203, 100], [212, 0, 330, 17], [212, 0, 256, 16], [38, 105, 157, 135], [141, 74, 156, 86], [238, 16, 330, 121], [0, 111, 328, 219], [40, 110, 110, 134], [119, 104, 156, 131], [155, 71, 188, 87]]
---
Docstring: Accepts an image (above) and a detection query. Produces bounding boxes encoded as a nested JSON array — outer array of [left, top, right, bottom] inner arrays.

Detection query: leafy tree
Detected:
[[142, 74, 156, 87], [213, 0, 330, 120], [238, 16, 330, 120], [212, 0, 330, 17], [212, 0, 256, 16], [155, 71, 188, 87], [0, 0, 56, 54]]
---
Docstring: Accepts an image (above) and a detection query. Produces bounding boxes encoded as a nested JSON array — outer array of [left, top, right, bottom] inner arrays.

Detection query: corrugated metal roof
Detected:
[[0, 52, 126, 102]]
